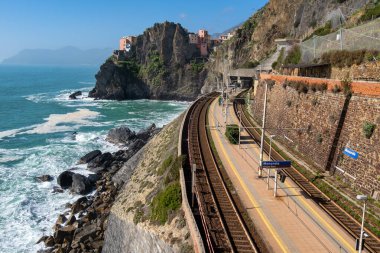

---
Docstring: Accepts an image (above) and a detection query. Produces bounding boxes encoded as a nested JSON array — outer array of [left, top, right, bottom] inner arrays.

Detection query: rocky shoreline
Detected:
[[37, 124, 160, 253]]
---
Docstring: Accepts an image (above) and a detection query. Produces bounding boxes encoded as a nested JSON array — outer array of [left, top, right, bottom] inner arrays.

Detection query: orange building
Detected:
[[119, 36, 136, 51]]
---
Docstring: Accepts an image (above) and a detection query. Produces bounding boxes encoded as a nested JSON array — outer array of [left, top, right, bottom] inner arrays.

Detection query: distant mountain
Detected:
[[211, 22, 243, 39], [1, 46, 113, 66]]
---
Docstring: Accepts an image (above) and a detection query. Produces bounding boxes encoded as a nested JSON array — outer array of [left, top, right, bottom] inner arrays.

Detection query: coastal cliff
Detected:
[[89, 22, 207, 100]]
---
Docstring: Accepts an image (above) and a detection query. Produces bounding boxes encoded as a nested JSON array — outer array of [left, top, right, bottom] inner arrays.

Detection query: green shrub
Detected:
[[190, 61, 205, 73], [157, 155, 174, 175], [241, 60, 260, 68], [286, 100, 292, 107], [360, 2, 380, 22], [150, 182, 182, 224], [321, 49, 379, 68], [363, 122, 376, 139], [317, 133, 323, 143], [140, 50, 168, 86], [333, 85, 342, 93], [284, 45, 302, 65], [341, 78, 352, 96], [225, 124, 239, 144], [304, 21, 332, 41]]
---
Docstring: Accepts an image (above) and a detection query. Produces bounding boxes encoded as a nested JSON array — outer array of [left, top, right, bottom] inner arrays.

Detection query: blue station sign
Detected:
[[262, 161, 291, 168], [343, 147, 359, 160]]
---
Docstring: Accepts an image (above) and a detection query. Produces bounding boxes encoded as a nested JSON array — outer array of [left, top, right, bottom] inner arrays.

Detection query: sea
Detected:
[[0, 65, 190, 252]]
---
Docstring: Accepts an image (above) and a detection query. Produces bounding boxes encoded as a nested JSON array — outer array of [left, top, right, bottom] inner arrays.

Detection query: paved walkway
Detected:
[[208, 93, 362, 253]]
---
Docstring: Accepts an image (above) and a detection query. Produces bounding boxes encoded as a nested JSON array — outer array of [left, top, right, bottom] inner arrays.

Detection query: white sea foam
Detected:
[[24, 109, 100, 135]]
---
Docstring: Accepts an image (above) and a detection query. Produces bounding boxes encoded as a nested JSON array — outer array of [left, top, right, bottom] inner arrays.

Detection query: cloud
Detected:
[[179, 13, 187, 19]]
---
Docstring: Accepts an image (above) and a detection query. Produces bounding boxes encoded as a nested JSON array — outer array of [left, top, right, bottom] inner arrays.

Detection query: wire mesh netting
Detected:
[[301, 18, 380, 63]]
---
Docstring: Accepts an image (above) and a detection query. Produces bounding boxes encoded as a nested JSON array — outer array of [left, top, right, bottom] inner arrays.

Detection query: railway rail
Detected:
[[185, 92, 258, 253], [233, 90, 380, 253]]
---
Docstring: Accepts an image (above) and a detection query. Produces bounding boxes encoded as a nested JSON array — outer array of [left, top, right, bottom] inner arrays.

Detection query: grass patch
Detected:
[[284, 45, 301, 65], [303, 21, 332, 41], [150, 182, 182, 224], [360, 2, 380, 22], [363, 121, 376, 139]]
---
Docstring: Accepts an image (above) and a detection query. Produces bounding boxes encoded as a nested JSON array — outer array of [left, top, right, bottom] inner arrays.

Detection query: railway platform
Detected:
[[207, 92, 362, 253]]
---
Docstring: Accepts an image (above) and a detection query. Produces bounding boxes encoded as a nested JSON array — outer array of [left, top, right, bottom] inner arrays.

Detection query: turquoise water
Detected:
[[0, 65, 189, 252]]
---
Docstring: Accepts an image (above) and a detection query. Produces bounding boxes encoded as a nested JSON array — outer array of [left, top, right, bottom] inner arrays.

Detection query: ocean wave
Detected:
[[78, 81, 95, 85]]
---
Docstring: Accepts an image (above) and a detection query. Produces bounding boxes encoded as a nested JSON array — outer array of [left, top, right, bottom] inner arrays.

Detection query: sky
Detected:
[[0, 0, 268, 61]]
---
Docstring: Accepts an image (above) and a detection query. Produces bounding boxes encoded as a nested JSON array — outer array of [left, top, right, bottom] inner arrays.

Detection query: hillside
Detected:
[[1, 46, 112, 66], [202, 0, 369, 91]]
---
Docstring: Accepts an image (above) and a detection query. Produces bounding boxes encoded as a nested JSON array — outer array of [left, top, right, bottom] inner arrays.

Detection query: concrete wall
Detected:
[[251, 78, 380, 195], [103, 214, 175, 253]]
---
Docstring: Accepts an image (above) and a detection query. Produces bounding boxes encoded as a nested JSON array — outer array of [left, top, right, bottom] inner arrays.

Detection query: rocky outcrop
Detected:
[[78, 150, 102, 164], [36, 175, 54, 182], [106, 123, 159, 145], [89, 59, 149, 100], [38, 123, 163, 252], [89, 22, 207, 101], [69, 91, 82, 99]]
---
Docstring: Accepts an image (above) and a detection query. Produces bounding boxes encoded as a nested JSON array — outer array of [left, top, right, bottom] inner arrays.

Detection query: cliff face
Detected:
[[89, 22, 207, 101], [202, 0, 368, 92]]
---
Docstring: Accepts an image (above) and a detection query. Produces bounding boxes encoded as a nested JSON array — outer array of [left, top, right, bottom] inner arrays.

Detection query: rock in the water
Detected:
[[87, 152, 113, 172], [52, 186, 64, 194], [54, 225, 76, 244], [55, 214, 67, 226], [69, 91, 82, 99], [106, 126, 136, 145], [78, 150, 102, 164], [36, 174, 54, 182], [57, 171, 75, 189], [71, 174, 94, 195], [136, 123, 159, 141]]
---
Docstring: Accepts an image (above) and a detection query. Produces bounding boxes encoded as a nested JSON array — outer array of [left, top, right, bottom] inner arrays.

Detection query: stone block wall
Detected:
[[331, 62, 380, 82], [251, 78, 380, 194]]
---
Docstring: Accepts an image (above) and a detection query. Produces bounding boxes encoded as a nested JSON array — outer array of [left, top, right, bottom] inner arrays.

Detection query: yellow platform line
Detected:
[[209, 99, 290, 253], [223, 97, 356, 253], [283, 176, 356, 252]]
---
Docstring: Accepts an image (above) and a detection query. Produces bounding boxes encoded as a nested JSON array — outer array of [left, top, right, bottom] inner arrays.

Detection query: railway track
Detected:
[[186, 92, 258, 253], [233, 90, 380, 253]]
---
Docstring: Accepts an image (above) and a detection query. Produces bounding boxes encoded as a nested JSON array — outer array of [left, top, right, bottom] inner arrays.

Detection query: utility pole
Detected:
[[259, 81, 268, 177], [340, 28, 343, 51]]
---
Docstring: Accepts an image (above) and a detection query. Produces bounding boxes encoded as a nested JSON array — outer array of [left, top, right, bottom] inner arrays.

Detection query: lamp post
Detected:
[[238, 111, 242, 149], [356, 194, 367, 253], [267, 135, 276, 189], [259, 81, 268, 177]]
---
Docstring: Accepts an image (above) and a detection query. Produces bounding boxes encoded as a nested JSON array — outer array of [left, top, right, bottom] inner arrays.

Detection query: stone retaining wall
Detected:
[[251, 76, 380, 195]]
